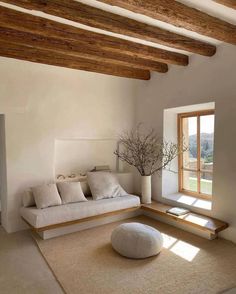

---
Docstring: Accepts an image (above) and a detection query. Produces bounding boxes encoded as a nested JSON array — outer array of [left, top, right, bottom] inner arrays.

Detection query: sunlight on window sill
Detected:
[[162, 233, 200, 262], [163, 193, 212, 210], [183, 214, 209, 226]]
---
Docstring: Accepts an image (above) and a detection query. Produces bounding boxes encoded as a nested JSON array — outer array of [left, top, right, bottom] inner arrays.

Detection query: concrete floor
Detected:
[[0, 227, 63, 294]]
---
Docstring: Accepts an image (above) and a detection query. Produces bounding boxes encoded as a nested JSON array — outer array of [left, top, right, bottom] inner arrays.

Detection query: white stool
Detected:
[[111, 222, 163, 259]]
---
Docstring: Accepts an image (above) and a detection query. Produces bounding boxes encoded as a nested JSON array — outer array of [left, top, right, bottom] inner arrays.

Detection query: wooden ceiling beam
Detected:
[[0, 40, 150, 80], [214, 0, 236, 10], [0, 0, 216, 56], [0, 26, 168, 72], [0, 6, 187, 66], [98, 0, 236, 45]]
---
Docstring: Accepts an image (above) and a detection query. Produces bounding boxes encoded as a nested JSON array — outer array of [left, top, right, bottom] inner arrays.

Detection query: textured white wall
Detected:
[[162, 110, 178, 196], [0, 57, 138, 232], [1, 42, 236, 243], [55, 139, 119, 176], [135, 43, 236, 243]]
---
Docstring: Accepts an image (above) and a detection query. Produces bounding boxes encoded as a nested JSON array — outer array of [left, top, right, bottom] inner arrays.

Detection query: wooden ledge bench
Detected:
[[142, 201, 228, 239]]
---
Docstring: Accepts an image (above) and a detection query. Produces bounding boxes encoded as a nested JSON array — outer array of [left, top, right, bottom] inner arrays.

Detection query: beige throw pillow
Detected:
[[22, 189, 36, 207], [32, 184, 62, 209], [87, 172, 127, 200], [57, 182, 88, 204]]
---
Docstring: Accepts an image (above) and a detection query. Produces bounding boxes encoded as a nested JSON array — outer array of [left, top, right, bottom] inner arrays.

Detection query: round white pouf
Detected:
[[111, 222, 163, 259]]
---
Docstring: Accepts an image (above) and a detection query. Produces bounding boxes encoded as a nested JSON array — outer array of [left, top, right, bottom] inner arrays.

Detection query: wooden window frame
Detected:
[[178, 109, 215, 200]]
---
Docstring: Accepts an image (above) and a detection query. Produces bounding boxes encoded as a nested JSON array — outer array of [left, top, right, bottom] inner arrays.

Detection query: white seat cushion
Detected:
[[20, 195, 140, 228], [111, 223, 163, 259]]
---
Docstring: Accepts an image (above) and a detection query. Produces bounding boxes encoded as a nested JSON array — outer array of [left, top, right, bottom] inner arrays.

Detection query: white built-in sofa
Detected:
[[20, 195, 140, 230], [20, 173, 141, 239]]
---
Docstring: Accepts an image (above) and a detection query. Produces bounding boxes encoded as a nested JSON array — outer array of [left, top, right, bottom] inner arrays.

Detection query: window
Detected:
[[178, 110, 215, 199]]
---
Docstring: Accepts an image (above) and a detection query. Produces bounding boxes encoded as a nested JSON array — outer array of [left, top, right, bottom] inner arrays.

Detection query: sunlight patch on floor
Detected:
[[162, 233, 177, 249], [170, 240, 200, 262], [162, 232, 200, 262]]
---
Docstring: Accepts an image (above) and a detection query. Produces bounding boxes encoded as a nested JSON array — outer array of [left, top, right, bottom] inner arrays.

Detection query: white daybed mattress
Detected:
[[20, 195, 140, 228]]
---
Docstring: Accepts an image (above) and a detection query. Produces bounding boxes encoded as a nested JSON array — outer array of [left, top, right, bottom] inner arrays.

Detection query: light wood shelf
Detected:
[[142, 201, 228, 235]]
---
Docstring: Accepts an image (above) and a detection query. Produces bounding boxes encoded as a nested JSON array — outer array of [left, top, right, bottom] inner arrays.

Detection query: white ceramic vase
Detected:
[[141, 175, 152, 204]]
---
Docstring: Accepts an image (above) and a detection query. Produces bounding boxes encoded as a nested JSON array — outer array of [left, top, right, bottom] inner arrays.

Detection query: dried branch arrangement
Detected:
[[115, 124, 188, 176]]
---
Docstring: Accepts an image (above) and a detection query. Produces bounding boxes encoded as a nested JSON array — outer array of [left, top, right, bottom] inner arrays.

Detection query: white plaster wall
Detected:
[[162, 110, 178, 196], [0, 57, 138, 232], [54, 139, 123, 176], [0, 115, 7, 229], [135, 44, 236, 243]]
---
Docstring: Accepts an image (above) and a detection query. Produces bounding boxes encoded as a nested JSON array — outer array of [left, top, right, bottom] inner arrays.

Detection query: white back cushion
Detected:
[[22, 190, 35, 207], [87, 172, 127, 200], [56, 178, 91, 196], [57, 182, 88, 204], [32, 184, 62, 209]]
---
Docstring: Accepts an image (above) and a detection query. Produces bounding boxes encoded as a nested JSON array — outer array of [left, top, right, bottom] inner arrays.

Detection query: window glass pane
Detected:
[[200, 115, 214, 172], [182, 117, 197, 170], [200, 172, 213, 195], [183, 170, 198, 192]]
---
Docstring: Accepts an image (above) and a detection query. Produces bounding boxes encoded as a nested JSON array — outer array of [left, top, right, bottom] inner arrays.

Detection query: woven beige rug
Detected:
[[33, 216, 236, 294], [221, 288, 236, 294]]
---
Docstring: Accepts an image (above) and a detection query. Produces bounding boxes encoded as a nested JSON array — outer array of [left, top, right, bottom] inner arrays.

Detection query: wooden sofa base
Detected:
[[22, 206, 141, 233], [30, 208, 142, 240], [22, 201, 229, 240]]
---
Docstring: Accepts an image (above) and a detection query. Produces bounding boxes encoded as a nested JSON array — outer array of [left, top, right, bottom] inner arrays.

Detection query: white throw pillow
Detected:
[[32, 184, 62, 209], [22, 189, 36, 207], [57, 182, 88, 204], [87, 172, 127, 200]]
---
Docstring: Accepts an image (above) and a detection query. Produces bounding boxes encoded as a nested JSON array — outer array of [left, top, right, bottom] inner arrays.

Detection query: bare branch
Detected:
[[114, 124, 188, 176]]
